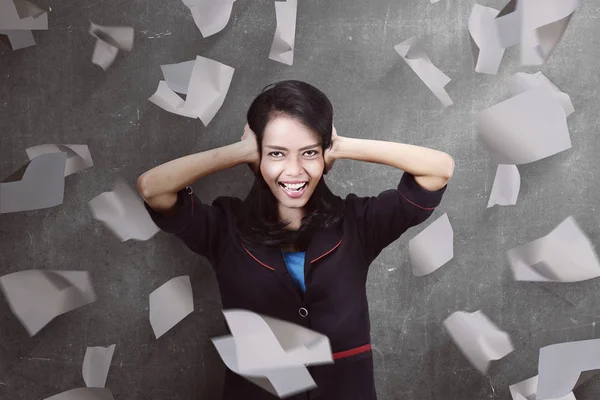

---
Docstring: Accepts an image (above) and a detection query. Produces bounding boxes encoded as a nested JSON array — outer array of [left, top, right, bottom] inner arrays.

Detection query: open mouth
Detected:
[[278, 181, 308, 198]]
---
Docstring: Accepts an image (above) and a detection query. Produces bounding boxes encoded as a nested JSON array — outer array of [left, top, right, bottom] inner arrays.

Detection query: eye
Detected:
[[304, 150, 319, 157], [268, 151, 283, 158]]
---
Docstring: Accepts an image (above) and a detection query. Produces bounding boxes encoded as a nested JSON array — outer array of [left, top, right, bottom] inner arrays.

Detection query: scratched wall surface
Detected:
[[1, 0, 600, 399]]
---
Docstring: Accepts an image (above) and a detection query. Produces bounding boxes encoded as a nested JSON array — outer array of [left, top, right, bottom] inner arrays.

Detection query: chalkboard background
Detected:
[[1, 0, 600, 398]]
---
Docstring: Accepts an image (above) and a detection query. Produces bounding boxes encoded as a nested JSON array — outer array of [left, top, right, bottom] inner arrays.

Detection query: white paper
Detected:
[[26, 144, 94, 177], [0, 152, 66, 214], [43, 387, 114, 400], [443, 310, 514, 374], [212, 309, 333, 397], [537, 339, 600, 399], [477, 86, 571, 165], [82, 344, 116, 388], [494, 0, 579, 65], [508, 71, 574, 117], [269, 0, 297, 66], [88, 178, 159, 242], [394, 37, 453, 107], [89, 22, 134, 70], [181, 0, 236, 38], [487, 164, 520, 208], [509, 375, 576, 400], [0, 0, 48, 30], [506, 216, 600, 282], [468, 4, 506, 75], [409, 213, 453, 276], [149, 276, 194, 339], [149, 55, 234, 126], [0, 270, 97, 336], [0, 29, 36, 49]]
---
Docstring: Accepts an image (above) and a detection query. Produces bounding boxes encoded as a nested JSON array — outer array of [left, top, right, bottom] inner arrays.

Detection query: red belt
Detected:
[[332, 344, 372, 360]]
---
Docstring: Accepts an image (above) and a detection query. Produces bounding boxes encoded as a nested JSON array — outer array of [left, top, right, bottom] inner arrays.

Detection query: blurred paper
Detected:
[[213, 336, 317, 398], [0, 270, 96, 336], [212, 309, 333, 397], [26, 144, 94, 177], [0, 0, 48, 30], [181, 0, 236, 38], [494, 0, 579, 65], [83, 344, 116, 388], [269, 0, 297, 66], [509, 375, 576, 400], [89, 22, 134, 70], [223, 309, 332, 371], [44, 388, 114, 400], [443, 310, 514, 374], [394, 37, 453, 107], [477, 86, 571, 165], [468, 4, 505, 75], [508, 71, 574, 117], [149, 276, 194, 339], [0, 29, 35, 49], [537, 339, 600, 399], [0, 152, 66, 214], [506, 216, 600, 282], [88, 178, 159, 242], [149, 55, 234, 126], [409, 213, 453, 276], [487, 164, 520, 208]]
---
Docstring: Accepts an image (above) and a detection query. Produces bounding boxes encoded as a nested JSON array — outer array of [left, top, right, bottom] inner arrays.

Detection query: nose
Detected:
[[284, 156, 303, 176]]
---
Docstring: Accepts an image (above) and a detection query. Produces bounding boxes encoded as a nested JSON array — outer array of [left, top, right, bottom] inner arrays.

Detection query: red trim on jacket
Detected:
[[310, 237, 343, 264], [333, 343, 372, 360], [397, 190, 436, 211]]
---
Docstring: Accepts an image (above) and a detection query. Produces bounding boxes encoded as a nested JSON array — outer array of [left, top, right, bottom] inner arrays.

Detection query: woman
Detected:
[[138, 80, 454, 399]]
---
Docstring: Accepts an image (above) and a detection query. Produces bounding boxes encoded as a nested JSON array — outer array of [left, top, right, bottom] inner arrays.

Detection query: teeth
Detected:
[[281, 182, 306, 190]]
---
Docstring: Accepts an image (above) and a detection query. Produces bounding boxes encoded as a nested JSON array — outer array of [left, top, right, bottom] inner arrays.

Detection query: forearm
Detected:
[[334, 136, 454, 188], [138, 140, 256, 202]]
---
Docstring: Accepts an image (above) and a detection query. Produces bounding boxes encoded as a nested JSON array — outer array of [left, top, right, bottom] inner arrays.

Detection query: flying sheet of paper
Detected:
[[149, 276, 194, 339], [212, 335, 317, 398], [269, 0, 297, 66], [0, 0, 48, 30], [430, 0, 440, 3], [43, 388, 114, 400], [443, 310, 514, 374], [507, 71, 574, 117], [149, 55, 235, 126], [537, 339, 600, 399], [181, 0, 236, 38], [82, 344, 116, 388], [487, 164, 520, 208], [509, 375, 576, 400], [26, 144, 94, 177], [506, 216, 600, 282], [212, 309, 332, 397], [0, 29, 35, 49], [408, 213, 453, 276], [222, 309, 332, 372], [477, 86, 571, 165], [0, 269, 96, 336], [468, 4, 506, 75], [89, 22, 134, 70], [0, 152, 66, 214], [88, 178, 159, 242], [394, 37, 453, 107], [494, 0, 579, 65]]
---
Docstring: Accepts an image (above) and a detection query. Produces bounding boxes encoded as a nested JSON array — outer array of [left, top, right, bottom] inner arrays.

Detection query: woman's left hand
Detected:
[[324, 125, 339, 174]]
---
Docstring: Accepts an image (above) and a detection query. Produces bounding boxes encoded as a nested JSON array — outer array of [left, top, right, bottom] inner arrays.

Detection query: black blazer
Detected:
[[145, 172, 447, 400]]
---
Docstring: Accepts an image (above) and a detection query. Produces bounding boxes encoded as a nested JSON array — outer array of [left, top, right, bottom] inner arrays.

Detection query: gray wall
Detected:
[[1, 0, 599, 398]]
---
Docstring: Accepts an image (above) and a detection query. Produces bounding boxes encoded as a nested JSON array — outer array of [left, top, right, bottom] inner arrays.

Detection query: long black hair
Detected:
[[233, 80, 344, 250]]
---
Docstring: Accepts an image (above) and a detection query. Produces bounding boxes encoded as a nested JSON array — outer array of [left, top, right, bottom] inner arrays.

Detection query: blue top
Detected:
[[281, 250, 306, 293]]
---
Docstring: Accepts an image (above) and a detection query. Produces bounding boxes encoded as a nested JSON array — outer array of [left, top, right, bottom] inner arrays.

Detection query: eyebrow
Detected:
[[265, 144, 320, 151]]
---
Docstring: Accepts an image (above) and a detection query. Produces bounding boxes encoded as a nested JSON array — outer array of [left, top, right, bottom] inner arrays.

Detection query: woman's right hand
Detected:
[[241, 124, 260, 174]]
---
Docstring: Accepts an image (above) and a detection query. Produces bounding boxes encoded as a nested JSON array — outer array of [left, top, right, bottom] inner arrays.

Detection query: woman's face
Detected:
[[260, 115, 324, 213]]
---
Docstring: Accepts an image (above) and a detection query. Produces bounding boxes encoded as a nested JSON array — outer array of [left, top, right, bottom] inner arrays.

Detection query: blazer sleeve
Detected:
[[346, 172, 447, 264], [144, 187, 230, 267]]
